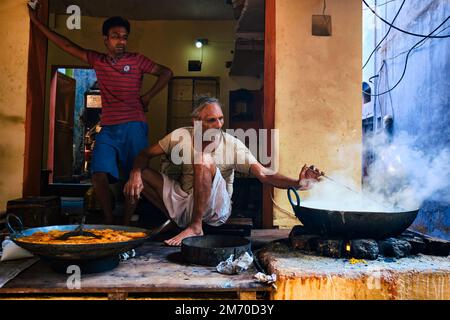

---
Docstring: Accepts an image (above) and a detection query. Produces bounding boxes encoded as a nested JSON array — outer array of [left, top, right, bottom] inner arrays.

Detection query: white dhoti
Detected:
[[161, 168, 232, 228]]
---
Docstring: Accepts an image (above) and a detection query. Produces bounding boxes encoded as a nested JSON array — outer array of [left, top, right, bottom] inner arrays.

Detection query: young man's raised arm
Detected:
[[28, 5, 88, 63], [141, 64, 173, 111]]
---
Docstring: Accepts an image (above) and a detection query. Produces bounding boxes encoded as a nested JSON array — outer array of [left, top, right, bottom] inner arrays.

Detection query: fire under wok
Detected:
[[6, 214, 151, 273], [287, 188, 419, 239]]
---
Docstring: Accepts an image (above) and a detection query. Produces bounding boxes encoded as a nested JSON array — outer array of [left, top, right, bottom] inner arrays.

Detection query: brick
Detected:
[[349, 239, 379, 260], [290, 235, 320, 251], [315, 239, 345, 258], [378, 238, 411, 258]]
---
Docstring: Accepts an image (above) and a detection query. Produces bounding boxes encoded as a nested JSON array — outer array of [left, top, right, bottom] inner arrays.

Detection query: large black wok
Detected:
[[7, 214, 150, 261], [287, 188, 419, 239]]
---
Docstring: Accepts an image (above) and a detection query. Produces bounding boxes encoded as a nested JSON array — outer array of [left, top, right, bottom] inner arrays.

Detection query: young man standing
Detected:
[[29, 5, 173, 225]]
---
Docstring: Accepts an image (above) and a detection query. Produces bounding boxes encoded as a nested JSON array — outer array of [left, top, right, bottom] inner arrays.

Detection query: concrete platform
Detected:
[[258, 240, 450, 300]]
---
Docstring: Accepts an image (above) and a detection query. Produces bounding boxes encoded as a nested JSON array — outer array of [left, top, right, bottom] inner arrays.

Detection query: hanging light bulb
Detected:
[[195, 38, 208, 48]]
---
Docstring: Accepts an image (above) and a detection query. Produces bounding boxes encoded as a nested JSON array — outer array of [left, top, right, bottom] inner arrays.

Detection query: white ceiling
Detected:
[[50, 0, 235, 20]]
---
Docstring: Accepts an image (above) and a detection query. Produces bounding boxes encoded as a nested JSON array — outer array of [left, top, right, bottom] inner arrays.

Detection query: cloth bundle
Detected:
[[0, 238, 34, 262], [216, 252, 254, 275]]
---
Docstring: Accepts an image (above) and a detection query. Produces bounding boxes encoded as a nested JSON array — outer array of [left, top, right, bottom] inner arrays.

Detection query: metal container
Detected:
[[287, 187, 419, 239], [181, 235, 251, 266], [7, 214, 150, 273]]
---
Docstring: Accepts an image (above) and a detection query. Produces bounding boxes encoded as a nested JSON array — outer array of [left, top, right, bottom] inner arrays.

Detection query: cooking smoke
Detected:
[[303, 132, 450, 212]]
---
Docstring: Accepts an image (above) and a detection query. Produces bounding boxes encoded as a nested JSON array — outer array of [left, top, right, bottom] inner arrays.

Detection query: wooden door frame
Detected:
[[47, 65, 93, 183], [24, 0, 276, 228], [263, 0, 275, 228], [23, 0, 49, 197]]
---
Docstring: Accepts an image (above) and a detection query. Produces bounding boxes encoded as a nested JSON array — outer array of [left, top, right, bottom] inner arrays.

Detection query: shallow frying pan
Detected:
[[7, 214, 151, 260], [287, 188, 419, 239]]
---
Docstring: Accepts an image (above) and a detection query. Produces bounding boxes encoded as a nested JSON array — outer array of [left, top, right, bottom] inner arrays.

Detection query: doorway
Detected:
[[25, 0, 276, 228], [47, 67, 98, 185]]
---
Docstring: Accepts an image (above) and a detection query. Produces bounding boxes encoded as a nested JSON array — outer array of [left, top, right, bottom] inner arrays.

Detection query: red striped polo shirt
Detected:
[[87, 50, 156, 125]]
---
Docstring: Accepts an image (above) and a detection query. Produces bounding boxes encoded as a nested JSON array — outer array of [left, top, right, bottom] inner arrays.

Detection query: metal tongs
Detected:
[[57, 216, 101, 240]]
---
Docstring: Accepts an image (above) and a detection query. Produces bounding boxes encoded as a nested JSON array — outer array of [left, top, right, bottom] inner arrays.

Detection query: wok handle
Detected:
[[6, 214, 24, 236], [287, 187, 301, 209]]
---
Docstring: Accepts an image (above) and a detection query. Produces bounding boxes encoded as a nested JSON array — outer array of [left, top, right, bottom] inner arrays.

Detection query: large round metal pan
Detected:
[[181, 235, 251, 266], [7, 215, 151, 260], [287, 188, 419, 239]]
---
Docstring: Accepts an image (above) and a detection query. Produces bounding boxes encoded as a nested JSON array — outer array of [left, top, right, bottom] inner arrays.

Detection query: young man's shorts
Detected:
[[91, 121, 148, 182], [161, 168, 232, 228]]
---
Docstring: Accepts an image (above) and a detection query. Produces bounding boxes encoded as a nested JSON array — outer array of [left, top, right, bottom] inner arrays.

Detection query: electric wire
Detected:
[[363, 0, 450, 38], [374, 62, 385, 125], [385, 63, 395, 119], [384, 25, 450, 61], [321, 0, 329, 28], [363, 0, 398, 10], [365, 25, 450, 89], [270, 190, 295, 216], [362, 0, 406, 70], [200, 45, 203, 63], [373, 60, 395, 127], [208, 40, 234, 44], [368, 60, 385, 84], [366, 15, 450, 97]]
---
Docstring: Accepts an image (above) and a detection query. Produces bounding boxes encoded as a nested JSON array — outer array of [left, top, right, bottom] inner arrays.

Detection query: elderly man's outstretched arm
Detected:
[[250, 162, 323, 190]]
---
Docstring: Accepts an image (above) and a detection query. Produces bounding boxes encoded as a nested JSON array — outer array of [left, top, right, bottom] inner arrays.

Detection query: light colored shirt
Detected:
[[158, 127, 258, 196]]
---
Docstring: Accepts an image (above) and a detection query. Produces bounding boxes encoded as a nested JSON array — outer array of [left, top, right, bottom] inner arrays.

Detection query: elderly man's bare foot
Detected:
[[164, 225, 203, 247]]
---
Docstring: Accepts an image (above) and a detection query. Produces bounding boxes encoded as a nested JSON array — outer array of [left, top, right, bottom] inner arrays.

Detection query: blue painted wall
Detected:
[[363, 0, 450, 239], [72, 69, 97, 176]]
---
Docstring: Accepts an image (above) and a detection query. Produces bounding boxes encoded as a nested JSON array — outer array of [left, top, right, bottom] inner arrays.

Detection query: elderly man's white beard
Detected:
[[192, 123, 223, 153], [203, 128, 222, 153]]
